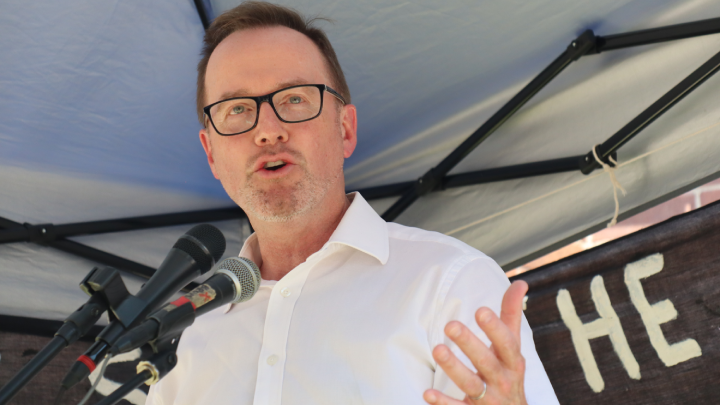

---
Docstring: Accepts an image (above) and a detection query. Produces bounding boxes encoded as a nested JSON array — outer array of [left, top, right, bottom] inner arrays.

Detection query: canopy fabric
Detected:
[[2, 0, 720, 320]]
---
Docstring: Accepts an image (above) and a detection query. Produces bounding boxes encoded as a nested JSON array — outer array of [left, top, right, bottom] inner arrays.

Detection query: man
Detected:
[[148, 2, 558, 404]]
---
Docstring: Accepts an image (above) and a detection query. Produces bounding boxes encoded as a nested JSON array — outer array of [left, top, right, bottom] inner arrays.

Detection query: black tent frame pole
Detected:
[[380, 16, 720, 221], [579, 45, 720, 173], [0, 217, 200, 291], [193, 0, 211, 30], [444, 156, 583, 188], [0, 217, 153, 280], [594, 17, 720, 53], [380, 30, 598, 222], [0, 207, 245, 244], [356, 156, 584, 200]]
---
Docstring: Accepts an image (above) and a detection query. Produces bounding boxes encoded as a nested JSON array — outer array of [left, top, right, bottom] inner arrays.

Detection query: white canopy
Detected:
[[2, 0, 720, 320]]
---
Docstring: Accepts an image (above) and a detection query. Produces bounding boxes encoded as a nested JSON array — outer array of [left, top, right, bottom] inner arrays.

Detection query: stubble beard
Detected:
[[237, 157, 343, 223], [231, 112, 346, 223]]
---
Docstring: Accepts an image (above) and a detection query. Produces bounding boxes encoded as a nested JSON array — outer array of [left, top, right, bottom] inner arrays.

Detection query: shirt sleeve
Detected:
[[146, 384, 162, 405], [429, 256, 559, 405]]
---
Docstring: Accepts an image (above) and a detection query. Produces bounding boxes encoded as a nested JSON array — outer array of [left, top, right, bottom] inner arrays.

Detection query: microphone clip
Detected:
[[79, 266, 134, 325], [55, 266, 131, 344]]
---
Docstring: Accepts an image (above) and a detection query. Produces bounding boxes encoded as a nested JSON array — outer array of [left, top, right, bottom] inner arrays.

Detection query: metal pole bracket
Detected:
[[22, 223, 56, 245]]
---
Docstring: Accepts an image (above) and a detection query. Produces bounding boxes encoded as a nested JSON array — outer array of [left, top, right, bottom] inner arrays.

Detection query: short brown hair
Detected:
[[196, 1, 351, 124]]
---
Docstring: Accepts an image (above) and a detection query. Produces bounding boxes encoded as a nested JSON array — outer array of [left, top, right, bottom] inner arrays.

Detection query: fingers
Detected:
[[500, 280, 528, 340], [475, 307, 524, 369], [432, 343, 488, 398], [423, 389, 467, 405], [443, 321, 502, 382], [427, 282, 530, 405]]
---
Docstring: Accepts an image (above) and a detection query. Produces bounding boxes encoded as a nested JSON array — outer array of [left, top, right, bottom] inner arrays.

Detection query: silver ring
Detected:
[[468, 381, 487, 401]]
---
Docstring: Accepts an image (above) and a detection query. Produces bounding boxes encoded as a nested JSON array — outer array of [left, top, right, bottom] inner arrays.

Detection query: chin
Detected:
[[236, 185, 320, 223], [231, 165, 343, 224]]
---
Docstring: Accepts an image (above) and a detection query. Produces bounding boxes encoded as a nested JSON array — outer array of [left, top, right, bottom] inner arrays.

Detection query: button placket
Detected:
[[252, 260, 317, 405]]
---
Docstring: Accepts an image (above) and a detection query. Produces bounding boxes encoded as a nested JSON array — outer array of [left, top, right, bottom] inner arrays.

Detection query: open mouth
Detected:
[[264, 160, 287, 171]]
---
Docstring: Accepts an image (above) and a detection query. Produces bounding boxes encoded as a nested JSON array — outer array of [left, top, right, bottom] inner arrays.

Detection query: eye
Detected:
[[230, 105, 245, 115], [289, 96, 303, 104]]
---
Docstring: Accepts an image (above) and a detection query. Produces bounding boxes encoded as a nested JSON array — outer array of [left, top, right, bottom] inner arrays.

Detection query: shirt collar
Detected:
[[325, 192, 389, 265], [238, 192, 388, 267], [223, 192, 388, 314], [238, 232, 262, 269]]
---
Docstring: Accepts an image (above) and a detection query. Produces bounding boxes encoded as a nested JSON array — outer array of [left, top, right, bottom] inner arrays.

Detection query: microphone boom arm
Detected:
[[0, 266, 128, 405]]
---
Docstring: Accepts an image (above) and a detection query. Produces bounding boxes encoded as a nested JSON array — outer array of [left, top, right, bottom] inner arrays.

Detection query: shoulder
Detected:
[[382, 222, 504, 294], [385, 221, 492, 265]]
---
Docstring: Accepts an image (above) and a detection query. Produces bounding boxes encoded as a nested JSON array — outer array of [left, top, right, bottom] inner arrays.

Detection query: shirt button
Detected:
[[280, 287, 291, 297], [266, 355, 278, 366]]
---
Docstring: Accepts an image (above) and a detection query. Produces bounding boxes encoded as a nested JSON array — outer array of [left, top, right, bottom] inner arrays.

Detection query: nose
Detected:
[[253, 101, 289, 146]]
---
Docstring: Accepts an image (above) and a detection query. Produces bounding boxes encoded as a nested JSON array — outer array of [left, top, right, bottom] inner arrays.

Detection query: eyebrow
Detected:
[[215, 78, 311, 102]]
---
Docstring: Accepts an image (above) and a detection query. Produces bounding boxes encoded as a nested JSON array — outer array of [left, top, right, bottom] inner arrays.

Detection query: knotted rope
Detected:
[[592, 145, 626, 227]]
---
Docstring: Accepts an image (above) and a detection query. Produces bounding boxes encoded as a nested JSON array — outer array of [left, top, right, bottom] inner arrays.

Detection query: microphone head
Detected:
[[215, 257, 261, 304], [173, 224, 226, 274]]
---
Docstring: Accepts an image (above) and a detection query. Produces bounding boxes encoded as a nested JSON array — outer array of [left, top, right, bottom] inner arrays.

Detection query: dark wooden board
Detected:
[[0, 331, 146, 404], [514, 200, 720, 404]]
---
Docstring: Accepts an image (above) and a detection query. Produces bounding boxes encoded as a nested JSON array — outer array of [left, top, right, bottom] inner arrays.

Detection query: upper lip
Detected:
[[253, 153, 297, 172]]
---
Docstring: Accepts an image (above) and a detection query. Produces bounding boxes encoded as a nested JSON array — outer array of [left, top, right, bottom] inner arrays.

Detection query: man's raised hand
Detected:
[[423, 280, 529, 405]]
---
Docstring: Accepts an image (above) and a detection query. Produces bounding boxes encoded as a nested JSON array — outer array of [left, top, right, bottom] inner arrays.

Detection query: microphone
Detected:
[[112, 257, 261, 354], [60, 224, 226, 389]]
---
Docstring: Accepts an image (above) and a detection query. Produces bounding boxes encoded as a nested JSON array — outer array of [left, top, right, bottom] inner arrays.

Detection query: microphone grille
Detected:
[[217, 257, 261, 303], [173, 224, 226, 273], [185, 224, 226, 262]]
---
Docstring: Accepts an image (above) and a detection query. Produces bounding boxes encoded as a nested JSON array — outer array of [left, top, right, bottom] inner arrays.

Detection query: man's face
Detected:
[[200, 27, 357, 222]]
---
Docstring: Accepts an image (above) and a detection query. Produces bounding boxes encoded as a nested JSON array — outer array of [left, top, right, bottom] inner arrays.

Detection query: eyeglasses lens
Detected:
[[209, 86, 323, 135]]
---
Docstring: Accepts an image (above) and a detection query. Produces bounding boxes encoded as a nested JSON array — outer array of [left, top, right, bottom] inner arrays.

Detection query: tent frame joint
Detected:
[[23, 223, 56, 245], [415, 168, 444, 196]]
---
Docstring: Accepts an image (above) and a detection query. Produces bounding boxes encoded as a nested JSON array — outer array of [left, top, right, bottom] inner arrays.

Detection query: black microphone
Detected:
[[60, 224, 226, 389], [112, 257, 261, 354]]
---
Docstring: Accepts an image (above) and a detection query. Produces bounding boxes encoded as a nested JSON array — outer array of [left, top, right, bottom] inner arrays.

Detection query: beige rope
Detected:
[[592, 145, 626, 227]]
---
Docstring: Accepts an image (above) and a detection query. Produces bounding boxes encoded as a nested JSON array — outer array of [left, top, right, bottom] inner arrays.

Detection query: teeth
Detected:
[[264, 160, 285, 168]]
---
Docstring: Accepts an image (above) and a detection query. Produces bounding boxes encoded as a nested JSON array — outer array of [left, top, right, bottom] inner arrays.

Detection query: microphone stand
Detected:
[[94, 333, 182, 405], [0, 266, 131, 405], [0, 336, 68, 405]]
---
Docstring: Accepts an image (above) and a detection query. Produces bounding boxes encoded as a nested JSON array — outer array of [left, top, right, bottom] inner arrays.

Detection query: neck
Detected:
[[249, 189, 350, 281]]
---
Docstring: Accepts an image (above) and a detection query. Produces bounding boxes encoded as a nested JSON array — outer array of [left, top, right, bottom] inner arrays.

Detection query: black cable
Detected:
[[77, 355, 112, 405], [93, 370, 152, 405]]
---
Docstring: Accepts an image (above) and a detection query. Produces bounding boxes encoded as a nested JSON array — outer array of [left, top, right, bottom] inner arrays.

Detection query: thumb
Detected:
[[500, 280, 528, 340]]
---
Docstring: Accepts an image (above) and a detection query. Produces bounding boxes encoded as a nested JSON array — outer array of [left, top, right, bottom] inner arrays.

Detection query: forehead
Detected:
[[205, 26, 331, 103]]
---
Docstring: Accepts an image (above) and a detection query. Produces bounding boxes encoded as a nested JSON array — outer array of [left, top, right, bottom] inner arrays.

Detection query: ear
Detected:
[[340, 104, 358, 158], [199, 128, 221, 179]]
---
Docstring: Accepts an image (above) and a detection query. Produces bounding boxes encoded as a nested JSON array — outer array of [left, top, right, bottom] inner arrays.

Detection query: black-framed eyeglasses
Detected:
[[203, 84, 346, 136]]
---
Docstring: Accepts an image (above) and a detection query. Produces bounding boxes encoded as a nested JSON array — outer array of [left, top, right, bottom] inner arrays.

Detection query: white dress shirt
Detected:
[[148, 192, 558, 405]]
